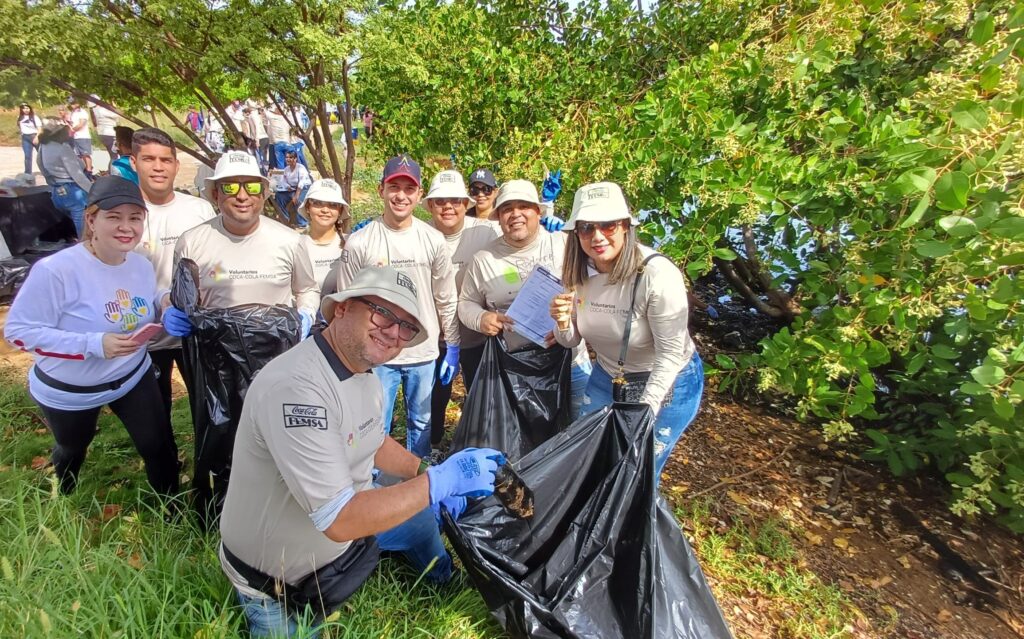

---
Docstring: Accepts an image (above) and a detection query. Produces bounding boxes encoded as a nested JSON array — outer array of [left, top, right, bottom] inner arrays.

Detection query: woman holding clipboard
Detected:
[[550, 182, 703, 483], [4, 176, 179, 497]]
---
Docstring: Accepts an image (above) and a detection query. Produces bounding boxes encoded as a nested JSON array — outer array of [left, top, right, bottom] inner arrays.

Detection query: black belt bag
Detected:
[[34, 357, 147, 394], [611, 254, 674, 407], [223, 537, 380, 618]]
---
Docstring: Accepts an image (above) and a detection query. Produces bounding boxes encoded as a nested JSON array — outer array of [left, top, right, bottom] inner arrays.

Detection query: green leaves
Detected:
[[971, 365, 1007, 386], [934, 172, 968, 211], [937, 215, 976, 237], [895, 166, 937, 195], [989, 216, 1024, 240], [951, 100, 989, 131]]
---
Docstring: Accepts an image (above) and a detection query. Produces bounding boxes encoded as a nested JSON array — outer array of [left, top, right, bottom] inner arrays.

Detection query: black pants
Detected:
[[150, 348, 186, 424], [33, 366, 180, 495], [430, 343, 484, 446]]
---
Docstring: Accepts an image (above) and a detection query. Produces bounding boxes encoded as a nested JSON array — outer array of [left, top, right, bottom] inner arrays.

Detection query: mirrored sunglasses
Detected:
[[218, 181, 264, 197]]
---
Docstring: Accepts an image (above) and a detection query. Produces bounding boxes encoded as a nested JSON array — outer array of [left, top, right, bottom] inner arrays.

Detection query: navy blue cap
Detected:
[[381, 154, 421, 187], [468, 168, 497, 188]]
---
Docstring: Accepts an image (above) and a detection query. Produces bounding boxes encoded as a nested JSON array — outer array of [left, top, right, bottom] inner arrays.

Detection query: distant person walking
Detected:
[[37, 119, 92, 235], [17, 103, 42, 175], [68, 100, 93, 174], [91, 99, 120, 160], [109, 126, 138, 184], [185, 106, 204, 134], [362, 110, 374, 140]]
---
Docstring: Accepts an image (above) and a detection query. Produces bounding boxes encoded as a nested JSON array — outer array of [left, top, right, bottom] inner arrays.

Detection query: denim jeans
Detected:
[[50, 183, 88, 236], [374, 361, 434, 457], [581, 354, 704, 483], [235, 505, 450, 638], [569, 358, 592, 419], [21, 134, 35, 174], [274, 189, 309, 228]]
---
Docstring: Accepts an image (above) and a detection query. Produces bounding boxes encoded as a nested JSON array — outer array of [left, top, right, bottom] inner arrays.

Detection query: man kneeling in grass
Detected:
[[218, 265, 505, 637]]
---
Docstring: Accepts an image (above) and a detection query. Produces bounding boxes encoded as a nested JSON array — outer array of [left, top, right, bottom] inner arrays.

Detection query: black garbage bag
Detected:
[[444, 403, 732, 639], [171, 258, 301, 524], [449, 335, 571, 462], [0, 258, 31, 300], [0, 190, 78, 255]]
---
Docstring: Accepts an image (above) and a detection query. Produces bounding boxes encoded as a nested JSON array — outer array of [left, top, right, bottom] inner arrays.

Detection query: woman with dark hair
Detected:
[[17, 104, 42, 175], [4, 176, 179, 497], [37, 118, 92, 235], [299, 178, 350, 299], [550, 182, 703, 483]]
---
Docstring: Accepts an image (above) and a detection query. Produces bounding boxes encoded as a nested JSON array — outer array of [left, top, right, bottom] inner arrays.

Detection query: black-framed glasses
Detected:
[[218, 181, 264, 197], [576, 220, 625, 238], [469, 184, 494, 196], [355, 298, 420, 342]]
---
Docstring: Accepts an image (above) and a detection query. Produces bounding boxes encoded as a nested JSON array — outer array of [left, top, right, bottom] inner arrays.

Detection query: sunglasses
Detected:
[[356, 298, 420, 342], [469, 185, 494, 196], [218, 181, 264, 197], [576, 220, 626, 238], [306, 198, 342, 210], [431, 197, 465, 207]]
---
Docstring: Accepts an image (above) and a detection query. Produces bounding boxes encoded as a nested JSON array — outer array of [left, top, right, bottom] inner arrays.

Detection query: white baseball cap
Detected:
[[564, 182, 638, 230], [299, 178, 349, 217], [320, 266, 428, 348], [494, 179, 540, 211], [204, 151, 269, 203], [424, 170, 470, 202]]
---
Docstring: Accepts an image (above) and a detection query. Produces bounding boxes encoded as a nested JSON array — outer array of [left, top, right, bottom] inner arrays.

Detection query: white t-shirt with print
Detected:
[[70, 109, 91, 140], [135, 192, 216, 350], [4, 245, 159, 410], [92, 106, 119, 137]]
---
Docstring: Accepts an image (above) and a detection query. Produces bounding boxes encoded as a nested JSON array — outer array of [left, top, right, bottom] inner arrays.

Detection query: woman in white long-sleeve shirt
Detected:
[[550, 182, 703, 482], [5, 176, 179, 496]]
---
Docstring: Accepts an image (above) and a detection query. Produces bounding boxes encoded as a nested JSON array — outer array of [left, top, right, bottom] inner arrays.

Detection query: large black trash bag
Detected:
[[450, 335, 571, 462], [444, 403, 732, 639], [171, 258, 301, 525]]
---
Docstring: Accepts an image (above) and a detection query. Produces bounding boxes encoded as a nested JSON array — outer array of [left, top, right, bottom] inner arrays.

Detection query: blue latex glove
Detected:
[[352, 218, 373, 233], [541, 169, 562, 202], [163, 306, 193, 337], [431, 495, 467, 526], [299, 309, 314, 339], [439, 345, 460, 385], [426, 447, 505, 503], [540, 215, 565, 232]]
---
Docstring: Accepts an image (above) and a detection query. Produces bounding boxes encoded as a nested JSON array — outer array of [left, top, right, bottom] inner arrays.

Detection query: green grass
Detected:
[[0, 365, 500, 638], [678, 498, 856, 639]]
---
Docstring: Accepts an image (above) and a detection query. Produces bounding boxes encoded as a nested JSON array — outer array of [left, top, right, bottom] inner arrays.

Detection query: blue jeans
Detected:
[[375, 362, 434, 457], [21, 134, 35, 175], [50, 183, 88, 236], [581, 354, 704, 483], [235, 506, 450, 638], [570, 359, 592, 419], [274, 189, 309, 227]]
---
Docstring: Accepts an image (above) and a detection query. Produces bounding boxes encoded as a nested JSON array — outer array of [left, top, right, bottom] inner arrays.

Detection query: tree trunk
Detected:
[[340, 60, 357, 210]]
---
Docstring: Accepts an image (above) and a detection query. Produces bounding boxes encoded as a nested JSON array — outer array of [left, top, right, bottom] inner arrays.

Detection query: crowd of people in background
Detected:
[[5, 95, 704, 636]]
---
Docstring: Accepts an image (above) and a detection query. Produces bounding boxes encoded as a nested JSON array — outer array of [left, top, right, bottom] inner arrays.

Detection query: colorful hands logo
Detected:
[[207, 262, 226, 281], [103, 289, 149, 331]]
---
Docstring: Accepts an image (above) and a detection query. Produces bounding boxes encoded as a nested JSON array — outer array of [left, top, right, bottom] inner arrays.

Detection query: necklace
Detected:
[[85, 239, 125, 265]]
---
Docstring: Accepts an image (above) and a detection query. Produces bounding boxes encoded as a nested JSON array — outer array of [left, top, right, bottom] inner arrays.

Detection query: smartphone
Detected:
[[129, 323, 164, 346]]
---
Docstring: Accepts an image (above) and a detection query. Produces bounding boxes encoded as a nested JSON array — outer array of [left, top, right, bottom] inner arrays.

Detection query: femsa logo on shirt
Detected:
[[103, 289, 149, 332], [282, 404, 328, 430]]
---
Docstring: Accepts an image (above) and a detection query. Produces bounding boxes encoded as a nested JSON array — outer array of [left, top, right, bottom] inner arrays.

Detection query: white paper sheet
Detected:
[[506, 264, 564, 348]]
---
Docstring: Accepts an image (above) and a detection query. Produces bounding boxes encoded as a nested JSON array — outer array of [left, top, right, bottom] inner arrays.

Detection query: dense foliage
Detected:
[[360, 0, 1024, 530]]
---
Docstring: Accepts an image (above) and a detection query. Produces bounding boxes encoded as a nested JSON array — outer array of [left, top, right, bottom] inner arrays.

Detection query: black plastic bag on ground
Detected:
[[444, 403, 732, 639], [172, 258, 301, 525], [0, 258, 30, 300], [449, 335, 571, 462]]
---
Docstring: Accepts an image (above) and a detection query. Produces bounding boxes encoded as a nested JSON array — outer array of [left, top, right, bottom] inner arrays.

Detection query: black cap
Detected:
[[468, 168, 497, 188], [88, 176, 146, 210]]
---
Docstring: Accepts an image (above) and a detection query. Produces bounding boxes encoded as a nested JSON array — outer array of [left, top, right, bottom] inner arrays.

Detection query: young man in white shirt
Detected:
[[130, 127, 217, 423], [68, 100, 93, 173], [91, 98, 119, 160], [337, 155, 459, 457], [219, 266, 504, 636]]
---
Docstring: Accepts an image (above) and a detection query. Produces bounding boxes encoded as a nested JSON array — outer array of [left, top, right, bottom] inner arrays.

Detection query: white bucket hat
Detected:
[[494, 179, 540, 211], [204, 151, 269, 204], [564, 182, 638, 230], [424, 170, 470, 202], [299, 178, 349, 217], [320, 266, 428, 348]]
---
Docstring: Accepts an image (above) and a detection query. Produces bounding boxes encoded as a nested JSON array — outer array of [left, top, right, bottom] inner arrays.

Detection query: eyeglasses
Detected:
[[218, 181, 264, 197], [469, 185, 494, 196], [355, 298, 420, 342], [431, 198, 464, 207], [306, 198, 342, 210], [576, 220, 625, 238]]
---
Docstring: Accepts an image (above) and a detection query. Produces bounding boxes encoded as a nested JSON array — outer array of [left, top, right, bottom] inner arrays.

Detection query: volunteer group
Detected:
[[4, 122, 703, 636]]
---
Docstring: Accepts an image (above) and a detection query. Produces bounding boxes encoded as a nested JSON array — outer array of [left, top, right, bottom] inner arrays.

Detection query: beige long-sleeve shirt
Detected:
[[337, 217, 459, 365], [173, 216, 320, 314], [554, 246, 695, 413], [428, 216, 499, 349]]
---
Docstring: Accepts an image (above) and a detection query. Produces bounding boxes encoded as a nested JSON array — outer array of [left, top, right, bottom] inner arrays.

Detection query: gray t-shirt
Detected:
[[220, 334, 385, 591]]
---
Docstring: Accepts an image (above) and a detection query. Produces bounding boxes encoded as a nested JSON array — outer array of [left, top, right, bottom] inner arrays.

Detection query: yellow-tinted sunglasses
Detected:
[[218, 181, 264, 197]]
